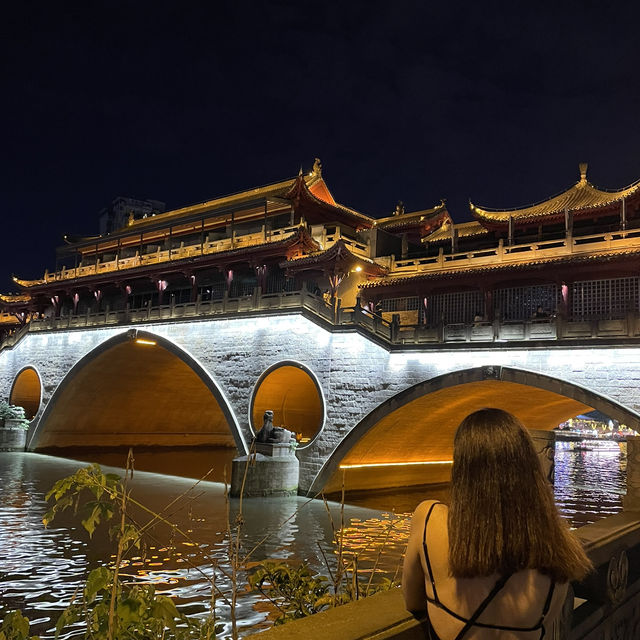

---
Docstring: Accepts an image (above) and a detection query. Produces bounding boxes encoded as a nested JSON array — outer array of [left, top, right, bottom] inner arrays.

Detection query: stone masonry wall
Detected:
[[2, 313, 640, 492]]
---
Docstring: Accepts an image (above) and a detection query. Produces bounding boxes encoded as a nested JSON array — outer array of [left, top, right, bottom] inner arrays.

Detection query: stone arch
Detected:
[[250, 360, 325, 447], [10, 366, 43, 420], [28, 329, 246, 453], [309, 365, 640, 495]]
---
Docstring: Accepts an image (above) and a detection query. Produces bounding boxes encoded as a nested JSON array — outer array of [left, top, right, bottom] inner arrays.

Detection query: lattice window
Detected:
[[230, 278, 256, 297], [380, 297, 420, 312], [169, 288, 192, 305], [198, 282, 226, 301], [426, 290, 483, 325], [572, 277, 639, 320], [264, 274, 297, 293], [495, 284, 559, 321]]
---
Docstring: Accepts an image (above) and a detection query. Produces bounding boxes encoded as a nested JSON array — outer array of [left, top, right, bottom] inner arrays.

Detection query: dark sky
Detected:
[[2, 1, 640, 290]]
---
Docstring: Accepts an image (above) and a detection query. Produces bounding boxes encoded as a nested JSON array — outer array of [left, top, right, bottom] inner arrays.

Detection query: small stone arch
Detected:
[[28, 329, 246, 454], [308, 365, 640, 496], [249, 360, 326, 447], [10, 366, 43, 420]]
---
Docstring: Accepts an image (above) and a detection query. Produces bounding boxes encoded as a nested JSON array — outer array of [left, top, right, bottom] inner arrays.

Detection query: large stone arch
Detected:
[[28, 329, 246, 454], [310, 365, 640, 495]]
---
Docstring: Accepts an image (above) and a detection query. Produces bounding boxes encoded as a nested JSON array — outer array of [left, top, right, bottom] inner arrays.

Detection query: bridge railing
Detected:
[[0, 287, 341, 349], [393, 314, 640, 345], [3, 289, 640, 352]]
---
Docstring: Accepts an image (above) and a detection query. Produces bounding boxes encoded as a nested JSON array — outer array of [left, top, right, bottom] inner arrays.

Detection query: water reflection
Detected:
[[0, 443, 627, 638], [554, 440, 626, 527], [0, 453, 386, 638]]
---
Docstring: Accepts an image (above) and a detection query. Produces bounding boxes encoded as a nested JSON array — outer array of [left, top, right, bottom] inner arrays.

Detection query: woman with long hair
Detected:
[[403, 408, 591, 639]]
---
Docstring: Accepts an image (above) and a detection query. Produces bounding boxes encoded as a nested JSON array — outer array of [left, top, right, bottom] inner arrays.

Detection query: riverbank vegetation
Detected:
[[0, 401, 30, 429], [0, 454, 399, 639]]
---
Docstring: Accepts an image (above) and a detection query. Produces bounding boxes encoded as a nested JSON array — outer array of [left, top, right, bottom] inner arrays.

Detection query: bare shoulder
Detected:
[[413, 500, 448, 524], [409, 500, 448, 537], [413, 499, 447, 517]]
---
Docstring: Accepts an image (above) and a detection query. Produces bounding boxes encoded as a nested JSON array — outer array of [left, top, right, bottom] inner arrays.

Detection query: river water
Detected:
[[0, 442, 626, 638]]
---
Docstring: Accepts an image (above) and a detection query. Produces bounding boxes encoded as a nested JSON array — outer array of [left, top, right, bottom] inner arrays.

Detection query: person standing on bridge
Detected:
[[402, 408, 591, 639]]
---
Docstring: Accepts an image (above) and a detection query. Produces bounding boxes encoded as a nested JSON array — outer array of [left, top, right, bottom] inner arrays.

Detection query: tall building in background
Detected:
[[98, 197, 166, 235]]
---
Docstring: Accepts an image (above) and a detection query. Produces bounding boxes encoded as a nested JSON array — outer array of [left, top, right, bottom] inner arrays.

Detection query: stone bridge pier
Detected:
[[1, 312, 640, 494]]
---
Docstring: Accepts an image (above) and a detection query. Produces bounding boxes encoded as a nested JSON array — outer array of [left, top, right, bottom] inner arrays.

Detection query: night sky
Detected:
[[2, 1, 640, 291]]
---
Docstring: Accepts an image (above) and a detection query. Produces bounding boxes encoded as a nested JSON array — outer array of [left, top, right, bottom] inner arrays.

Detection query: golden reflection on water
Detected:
[[0, 444, 627, 638]]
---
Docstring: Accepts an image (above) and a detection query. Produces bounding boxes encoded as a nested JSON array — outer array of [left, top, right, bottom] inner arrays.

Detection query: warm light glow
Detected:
[[353, 265, 363, 272], [339, 460, 453, 469], [135, 339, 157, 346]]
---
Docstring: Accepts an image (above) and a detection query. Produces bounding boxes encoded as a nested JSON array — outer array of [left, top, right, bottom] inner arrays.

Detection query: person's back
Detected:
[[403, 500, 568, 639], [402, 409, 591, 639]]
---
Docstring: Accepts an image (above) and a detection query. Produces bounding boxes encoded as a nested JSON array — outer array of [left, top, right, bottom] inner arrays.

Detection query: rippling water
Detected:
[[0, 444, 626, 637], [554, 440, 626, 527]]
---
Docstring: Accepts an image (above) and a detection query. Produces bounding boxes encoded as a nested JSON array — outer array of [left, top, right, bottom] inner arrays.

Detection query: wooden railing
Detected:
[[41, 225, 303, 284], [39, 225, 374, 285], [392, 228, 640, 275], [322, 228, 370, 257]]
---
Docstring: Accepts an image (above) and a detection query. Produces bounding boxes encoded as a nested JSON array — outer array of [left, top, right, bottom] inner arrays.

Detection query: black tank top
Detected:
[[421, 502, 556, 640]]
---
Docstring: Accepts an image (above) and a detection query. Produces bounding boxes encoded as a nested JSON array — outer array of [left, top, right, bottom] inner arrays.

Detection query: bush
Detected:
[[0, 401, 30, 429]]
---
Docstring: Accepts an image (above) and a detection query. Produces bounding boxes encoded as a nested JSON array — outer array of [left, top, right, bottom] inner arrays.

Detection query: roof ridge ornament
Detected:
[[579, 162, 588, 184], [394, 200, 405, 216], [312, 157, 322, 177]]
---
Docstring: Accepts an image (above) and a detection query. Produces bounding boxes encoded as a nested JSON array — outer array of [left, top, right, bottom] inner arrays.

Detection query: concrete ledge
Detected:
[[247, 588, 428, 640]]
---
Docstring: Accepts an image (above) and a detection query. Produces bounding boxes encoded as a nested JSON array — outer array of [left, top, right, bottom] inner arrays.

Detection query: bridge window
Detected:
[[572, 277, 639, 321], [495, 284, 560, 321], [251, 363, 324, 446], [168, 287, 192, 305], [426, 290, 483, 325], [10, 367, 41, 420], [379, 297, 419, 312]]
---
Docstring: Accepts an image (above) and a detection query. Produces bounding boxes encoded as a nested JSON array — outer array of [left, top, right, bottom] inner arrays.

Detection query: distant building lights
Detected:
[[339, 460, 453, 469], [135, 339, 157, 346]]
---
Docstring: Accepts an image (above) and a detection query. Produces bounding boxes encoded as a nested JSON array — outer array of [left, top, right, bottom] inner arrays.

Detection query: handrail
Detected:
[[392, 228, 640, 274], [2, 291, 640, 354], [42, 226, 301, 284]]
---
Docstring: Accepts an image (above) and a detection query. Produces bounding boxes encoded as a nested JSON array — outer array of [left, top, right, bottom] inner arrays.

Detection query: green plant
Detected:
[[53, 566, 217, 640], [39, 455, 223, 639], [249, 557, 398, 626], [0, 610, 39, 640], [249, 561, 332, 624], [0, 402, 30, 429]]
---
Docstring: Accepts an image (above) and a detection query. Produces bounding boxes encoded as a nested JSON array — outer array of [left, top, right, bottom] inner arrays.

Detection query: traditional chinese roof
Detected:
[[281, 239, 387, 276], [422, 221, 490, 244], [470, 164, 640, 227], [283, 172, 374, 230], [63, 159, 334, 245], [375, 201, 450, 236]]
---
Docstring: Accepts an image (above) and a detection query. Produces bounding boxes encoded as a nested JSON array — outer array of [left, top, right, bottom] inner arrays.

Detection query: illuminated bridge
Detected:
[[1, 292, 639, 497]]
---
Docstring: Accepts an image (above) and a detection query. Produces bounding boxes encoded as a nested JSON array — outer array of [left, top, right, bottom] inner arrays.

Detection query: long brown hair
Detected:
[[448, 408, 591, 582]]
